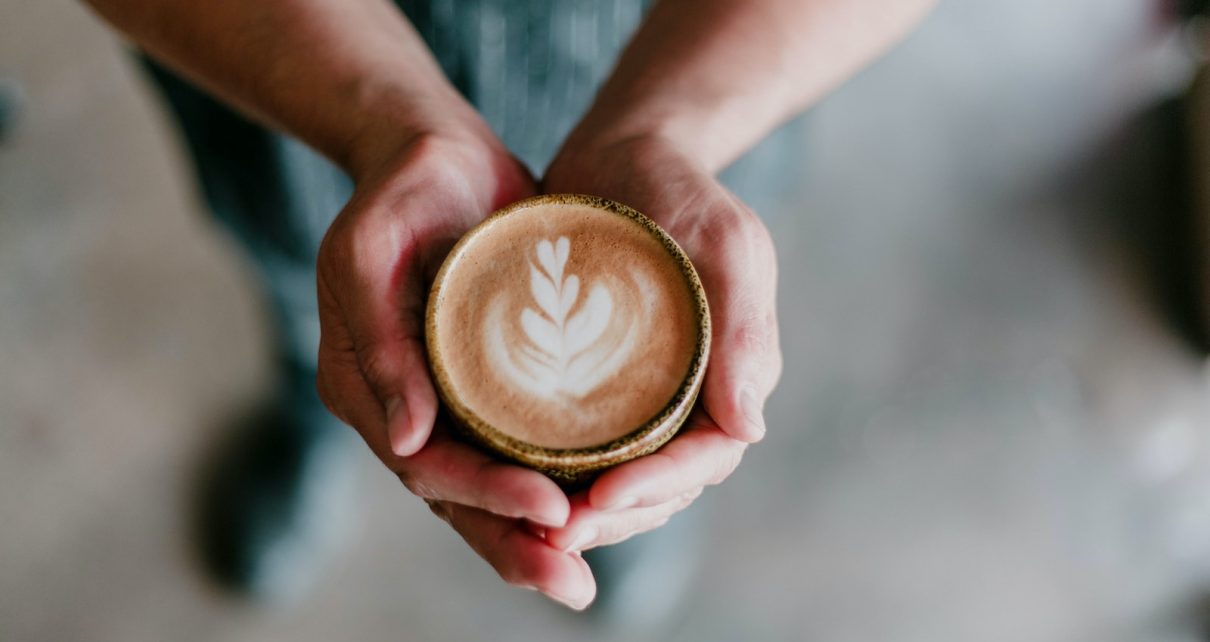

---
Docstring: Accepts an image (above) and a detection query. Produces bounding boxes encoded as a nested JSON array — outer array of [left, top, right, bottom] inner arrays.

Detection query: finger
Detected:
[[400, 430, 570, 527], [697, 214, 782, 443], [318, 346, 570, 528], [436, 502, 596, 610], [587, 415, 746, 511], [319, 207, 438, 457], [316, 327, 384, 436], [546, 489, 703, 552], [317, 321, 436, 459], [372, 337, 437, 458]]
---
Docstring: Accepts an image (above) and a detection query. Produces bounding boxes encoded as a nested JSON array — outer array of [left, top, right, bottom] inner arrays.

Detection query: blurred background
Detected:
[[4, 0, 1210, 640]]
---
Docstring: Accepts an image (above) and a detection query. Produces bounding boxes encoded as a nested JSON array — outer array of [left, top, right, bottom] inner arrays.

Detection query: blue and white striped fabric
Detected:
[[143, 0, 796, 376], [396, 0, 650, 172]]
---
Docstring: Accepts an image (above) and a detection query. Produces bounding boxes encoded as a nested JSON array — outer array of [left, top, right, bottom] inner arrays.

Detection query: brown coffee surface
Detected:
[[432, 200, 699, 449]]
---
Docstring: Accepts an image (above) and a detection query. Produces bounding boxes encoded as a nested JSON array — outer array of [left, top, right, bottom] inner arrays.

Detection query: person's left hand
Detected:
[[539, 134, 783, 552]]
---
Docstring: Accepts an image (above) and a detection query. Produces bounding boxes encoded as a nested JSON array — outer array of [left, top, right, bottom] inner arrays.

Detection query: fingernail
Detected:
[[561, 526, 598, 552], [549, 590, 591, 611], [385, 396, 408, 454], [740, 386, 766, 439], [604, 496, 639, 511], [526, 509, 567, 529], [547, 582, 594, 611]]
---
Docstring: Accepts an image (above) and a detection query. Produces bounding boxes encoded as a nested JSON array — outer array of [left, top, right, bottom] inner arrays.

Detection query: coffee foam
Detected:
[[432, 201, 699, 449]]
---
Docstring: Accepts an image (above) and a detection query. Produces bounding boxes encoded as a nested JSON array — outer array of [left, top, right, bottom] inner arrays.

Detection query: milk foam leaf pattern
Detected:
[[529, 264, 560, 324], [564, 286, 611, 357], [513, 236, 622, 398], [520, 306, 559, 358], [559, 276, 580, 317]]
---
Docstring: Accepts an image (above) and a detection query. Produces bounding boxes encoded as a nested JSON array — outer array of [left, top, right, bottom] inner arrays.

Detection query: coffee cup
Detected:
[[425, 194, 710, 483]]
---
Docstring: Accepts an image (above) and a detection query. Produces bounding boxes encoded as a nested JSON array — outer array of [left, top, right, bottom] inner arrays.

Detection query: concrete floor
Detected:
[[4, 0, 1210, 640]]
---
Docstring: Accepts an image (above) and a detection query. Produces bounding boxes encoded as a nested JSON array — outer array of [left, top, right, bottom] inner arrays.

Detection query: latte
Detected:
[[426, 194, 709, 477]]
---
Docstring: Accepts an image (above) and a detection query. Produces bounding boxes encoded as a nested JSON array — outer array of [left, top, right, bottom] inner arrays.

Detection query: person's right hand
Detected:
[[315, 131, 595, 610]]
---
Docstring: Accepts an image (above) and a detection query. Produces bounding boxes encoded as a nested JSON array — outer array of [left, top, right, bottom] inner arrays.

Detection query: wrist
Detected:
[[558, 99, 744, 177], [546, 128, 697, 193], [338, 80, 499, 185], [560, 105, 691, 161]]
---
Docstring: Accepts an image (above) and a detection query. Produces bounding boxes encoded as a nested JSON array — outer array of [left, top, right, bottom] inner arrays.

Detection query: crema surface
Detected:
[[432, 201, 699, 449]]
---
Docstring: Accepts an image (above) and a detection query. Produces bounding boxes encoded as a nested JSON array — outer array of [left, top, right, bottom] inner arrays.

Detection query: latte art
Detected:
[[428, 195, 707, 452], [485, 237, 653, 399]]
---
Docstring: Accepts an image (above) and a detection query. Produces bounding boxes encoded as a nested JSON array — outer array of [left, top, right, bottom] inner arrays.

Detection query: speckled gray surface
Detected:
[[3, 0, 1210, 641]]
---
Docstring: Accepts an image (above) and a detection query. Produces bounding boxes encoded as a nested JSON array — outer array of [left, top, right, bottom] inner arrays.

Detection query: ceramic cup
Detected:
[[425, 194, 711, 483]]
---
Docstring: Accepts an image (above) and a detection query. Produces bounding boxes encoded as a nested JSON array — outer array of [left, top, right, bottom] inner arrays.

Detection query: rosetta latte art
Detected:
[[484, 237, 652, 399]]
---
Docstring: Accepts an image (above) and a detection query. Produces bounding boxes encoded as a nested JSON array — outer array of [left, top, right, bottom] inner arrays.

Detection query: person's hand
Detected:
[[316, 131, 595, 609], [539, 134, 782, 553]]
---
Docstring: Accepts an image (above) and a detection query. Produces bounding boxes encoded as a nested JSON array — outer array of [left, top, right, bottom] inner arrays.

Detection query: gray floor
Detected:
[[4, 0, 1210, 640]]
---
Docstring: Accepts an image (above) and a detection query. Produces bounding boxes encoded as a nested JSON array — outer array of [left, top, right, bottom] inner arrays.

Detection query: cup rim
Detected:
[[424, 193, 712, 470]]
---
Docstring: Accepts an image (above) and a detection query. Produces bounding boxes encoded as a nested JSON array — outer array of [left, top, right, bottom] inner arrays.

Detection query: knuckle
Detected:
[[424, 499, 451, 523], [707, 202, 772, 253], [355, 343, 396, 390], [317, 215, 350, 261], [398, 470, 425, 496], [737, 209, 772, 246], [314, 368, 357, 430], [719, 306, 780, 372], [768, 346, 785, 386], [401, 455, 456, 500], [317, 213, 363, 280], [729, 321, 770, 354], [399, 133, 475, 179], [314, 371, 340, 416], [320, 204, 419, 288], [697, 208, 750, 249]]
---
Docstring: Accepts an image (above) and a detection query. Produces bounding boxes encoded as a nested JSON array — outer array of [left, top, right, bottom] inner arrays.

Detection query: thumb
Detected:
[[697, 234, 782, 443], [702, 311, 781, 443], [355, 335, 438, 457], [317, 211, 439, 458]]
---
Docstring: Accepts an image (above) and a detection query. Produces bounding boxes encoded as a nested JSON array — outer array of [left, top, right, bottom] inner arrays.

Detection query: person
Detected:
[[81, 0, 936, 611]]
